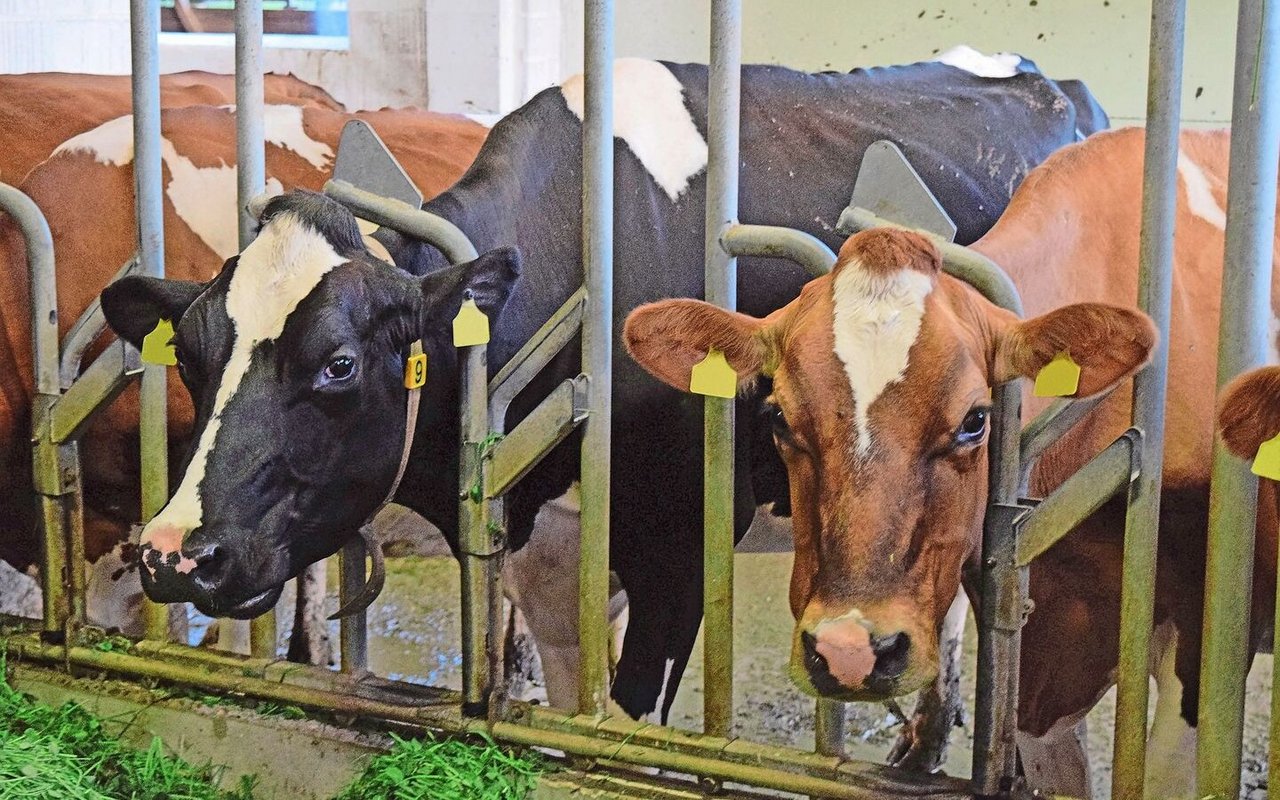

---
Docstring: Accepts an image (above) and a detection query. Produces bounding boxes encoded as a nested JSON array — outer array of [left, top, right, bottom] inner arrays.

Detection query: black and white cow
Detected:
[[101, 52, 1107, 728]]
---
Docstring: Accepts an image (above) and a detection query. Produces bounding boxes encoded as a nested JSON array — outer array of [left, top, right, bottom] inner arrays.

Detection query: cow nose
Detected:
[[184, 542, 229, 589], [803, 620, 911, 691]]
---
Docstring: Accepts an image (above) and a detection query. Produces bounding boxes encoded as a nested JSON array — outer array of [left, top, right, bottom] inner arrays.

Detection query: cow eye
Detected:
[[323, 355, 357, 382], [957, 407, 989, 444]]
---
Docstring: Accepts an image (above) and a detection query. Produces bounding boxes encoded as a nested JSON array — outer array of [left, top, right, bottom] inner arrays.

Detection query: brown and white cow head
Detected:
[[101, 190, 520, 619], [625, 228, 1156, 701]]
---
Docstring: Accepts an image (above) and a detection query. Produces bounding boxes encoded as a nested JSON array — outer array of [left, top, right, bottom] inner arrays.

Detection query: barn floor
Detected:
[[344, 510, 1272, 800]]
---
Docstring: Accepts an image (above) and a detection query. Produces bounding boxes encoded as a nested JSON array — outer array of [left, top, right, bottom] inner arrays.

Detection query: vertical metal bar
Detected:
[[131, 0, 171, 644], [972, 388, 1023, 794], [702, 0, 741, 740], [1198, 0, 1280, 794], [459, 344, 491, 714], [234, 0, 275, 662], [338, 539, 368, 672], [813, 700, 845, 758], [578, 0, 614, 718], [1111, 2, 1186, 797]]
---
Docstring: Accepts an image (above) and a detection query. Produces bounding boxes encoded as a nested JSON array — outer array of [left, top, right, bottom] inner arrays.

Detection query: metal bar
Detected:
[[459, 341, 492, 714], [131, 0, 171, 644], [60, 256, 140, 389], [1111, 3, 1186, 796], [840, 206, 1024, 316], [337, 539, 368, 672], [6, 636, 971, 800], [1198, 0, 1280, 794], [50, 341, 143, 445], [701, 0, 741, 740], [578, 0, 613, 718], [0, 184, 59, 396], [1018, 393, 1110, 470], [323, 179, 478, 263], [813, 699, 846, 758], [1017, 430, 1142, 567], [489, 288, 586, 422], [487, 377, 589, 500], [721, 223, 836, 278]]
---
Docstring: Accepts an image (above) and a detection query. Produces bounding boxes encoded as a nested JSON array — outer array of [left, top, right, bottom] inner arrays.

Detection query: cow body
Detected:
[[0, 103, 486, 633], [0, 71, 343, 185]]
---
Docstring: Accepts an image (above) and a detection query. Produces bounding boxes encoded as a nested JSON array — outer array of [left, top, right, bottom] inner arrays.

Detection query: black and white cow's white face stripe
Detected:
[[138, 210, 349, 561], [101, 191, 521, 617]]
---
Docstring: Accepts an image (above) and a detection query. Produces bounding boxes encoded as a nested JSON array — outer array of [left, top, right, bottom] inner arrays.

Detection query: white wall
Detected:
[[0, 0, 131, 74]]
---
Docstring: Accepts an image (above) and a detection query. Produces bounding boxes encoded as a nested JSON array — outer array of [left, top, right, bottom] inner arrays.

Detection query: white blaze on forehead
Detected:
[[561, 58, 708, 202], [932, 45, 1022, 78], [140, 212, 347, 547], [832, 261, 933, 456], [1177, 151, 1226, 230]]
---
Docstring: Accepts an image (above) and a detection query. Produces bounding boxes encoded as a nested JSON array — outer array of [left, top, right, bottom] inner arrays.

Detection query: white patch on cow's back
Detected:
[[1177, 151, 1227, 230], [53, 114, 137, 166], [560, 58, 708, 202], [140, 212, 347, 544], [933, 45, 1022, 78], [262, 104, 334, 169], [832, 262, 933, 456]]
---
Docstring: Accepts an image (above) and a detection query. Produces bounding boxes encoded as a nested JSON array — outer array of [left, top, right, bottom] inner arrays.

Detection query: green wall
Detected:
[[612, 0, 1239, 126]]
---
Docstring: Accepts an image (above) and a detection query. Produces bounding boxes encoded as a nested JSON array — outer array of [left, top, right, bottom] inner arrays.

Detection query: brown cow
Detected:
[[0, 103, 485, 644], [0, 71, 343, 186], [627, 127, 1276, 797]]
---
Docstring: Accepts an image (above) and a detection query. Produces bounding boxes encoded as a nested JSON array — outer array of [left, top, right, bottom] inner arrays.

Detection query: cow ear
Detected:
[[995, 302, 1157, 397], [101, 275, 206, 350], [1219, 367, 1280, 460], [624, 299, 772, 394], [419, 246, 522, 332]]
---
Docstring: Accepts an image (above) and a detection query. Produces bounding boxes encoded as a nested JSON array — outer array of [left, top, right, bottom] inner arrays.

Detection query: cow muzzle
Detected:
[[790, 607, 925, 701], [137, 524, 284, 619]]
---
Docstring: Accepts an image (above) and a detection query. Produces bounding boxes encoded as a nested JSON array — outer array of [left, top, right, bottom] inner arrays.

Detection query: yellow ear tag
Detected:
[[1033, 352, 1081, 397], [452, 299, 490, 347], [140, 318, 177, 366], [1251, 434, 1280, 481], [689, 348, 738, 399], [404, 352, 428, 389]]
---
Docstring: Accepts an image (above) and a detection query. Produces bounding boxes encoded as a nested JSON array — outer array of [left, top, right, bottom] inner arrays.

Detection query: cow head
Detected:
[[625, 228, 1155, 701], [101, 191, 520, 619]]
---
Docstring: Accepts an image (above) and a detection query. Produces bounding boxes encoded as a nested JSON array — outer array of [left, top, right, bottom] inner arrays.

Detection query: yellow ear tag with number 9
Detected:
[[140, 318, 177, 366], [1033, 352, 1081, 397], [689, 348, 738, 399], [1252, 434, 1280, 481], [452, 299, 490, 347], [404, 352, 428, 389]]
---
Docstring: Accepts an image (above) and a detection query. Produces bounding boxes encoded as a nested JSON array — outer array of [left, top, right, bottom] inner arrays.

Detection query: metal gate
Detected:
[[3, 0, 1278, 798]]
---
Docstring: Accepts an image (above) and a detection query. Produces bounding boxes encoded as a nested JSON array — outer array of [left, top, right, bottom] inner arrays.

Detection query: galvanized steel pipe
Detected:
[[1112, 2, 1186, 797], [578, 0, 614, 717], [1198, 0, 1280, 794]]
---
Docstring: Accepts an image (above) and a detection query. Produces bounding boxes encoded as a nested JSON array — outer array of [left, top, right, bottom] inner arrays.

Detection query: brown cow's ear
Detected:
[[995, 302, 1158, 398], [624, 300, 772, 394], [1218, 367, 1280, 460]]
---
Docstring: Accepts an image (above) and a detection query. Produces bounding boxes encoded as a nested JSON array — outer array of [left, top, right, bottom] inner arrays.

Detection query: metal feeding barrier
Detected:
[[3, 0, 1278, 797]]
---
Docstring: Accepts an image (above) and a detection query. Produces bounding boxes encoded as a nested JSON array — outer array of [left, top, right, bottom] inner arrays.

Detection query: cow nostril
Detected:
[[800, 631, 828, 675], [870, 631, 911, 680], [186, 543, 224, 567]]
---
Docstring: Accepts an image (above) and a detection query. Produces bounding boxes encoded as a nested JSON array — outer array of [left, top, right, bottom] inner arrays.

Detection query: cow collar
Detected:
[[327, 338, 424, 621]]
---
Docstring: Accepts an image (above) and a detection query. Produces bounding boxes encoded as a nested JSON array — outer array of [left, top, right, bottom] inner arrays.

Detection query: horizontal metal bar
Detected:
[[4, 635, 969, 799], [839, 206, 1024, 316], [487, 376, 589, 499], [720, 223, 836, 278], [1017, 429, 1142, 567], [489, 287, 586, 422], [1019, 391, 1112, 467], [323, 179, 478, 265], [50, 340, 143, 445], [62, 256, 140, 389]]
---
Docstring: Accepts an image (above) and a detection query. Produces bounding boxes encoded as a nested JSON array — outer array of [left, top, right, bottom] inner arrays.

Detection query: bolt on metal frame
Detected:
[[11, 0, 1279, 797]]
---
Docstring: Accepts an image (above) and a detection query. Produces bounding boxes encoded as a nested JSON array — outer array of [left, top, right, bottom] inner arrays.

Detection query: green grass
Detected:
[[0, 658, 254, 800], [337, 733, 545, 800]]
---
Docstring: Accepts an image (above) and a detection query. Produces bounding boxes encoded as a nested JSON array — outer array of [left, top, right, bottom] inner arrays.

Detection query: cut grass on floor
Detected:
[[338, 732, 545, 800], [0, 656, 254, 800]]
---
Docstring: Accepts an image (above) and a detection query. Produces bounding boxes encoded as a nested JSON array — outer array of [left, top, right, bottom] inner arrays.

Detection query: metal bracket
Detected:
[[487, 375, 589, 500], [332, 120, 423, 209], [489, 289, 586, 423], [838, 139, 957, 242], [50, 341, 144, 445]]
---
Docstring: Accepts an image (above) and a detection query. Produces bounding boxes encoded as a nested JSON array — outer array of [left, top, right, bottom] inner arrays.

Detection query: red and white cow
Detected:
[[626, 126, 1278, 797]]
